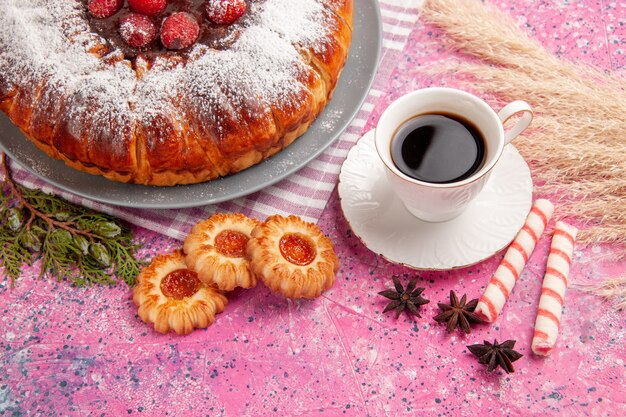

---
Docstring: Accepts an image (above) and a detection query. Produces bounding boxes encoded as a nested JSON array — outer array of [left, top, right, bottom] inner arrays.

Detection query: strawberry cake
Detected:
[[0, 0, 353, 185]]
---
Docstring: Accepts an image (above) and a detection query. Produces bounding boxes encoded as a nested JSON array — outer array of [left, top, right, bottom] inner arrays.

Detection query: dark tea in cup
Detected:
[[374, 87, 532, 222], [390, 113, 486, 184]]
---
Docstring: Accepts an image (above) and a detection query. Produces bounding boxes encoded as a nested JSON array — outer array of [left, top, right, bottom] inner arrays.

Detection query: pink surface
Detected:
[[2, 1, 626, 416]]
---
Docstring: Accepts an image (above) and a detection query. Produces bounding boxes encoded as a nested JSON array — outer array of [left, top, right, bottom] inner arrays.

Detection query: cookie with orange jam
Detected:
[[184, 213, 261, 291], [246, 215, 339, 299], [133, 250, 227, 335]]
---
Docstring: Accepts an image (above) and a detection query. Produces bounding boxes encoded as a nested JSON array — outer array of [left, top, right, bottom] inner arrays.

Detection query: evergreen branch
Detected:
[[0, 231, 34, 282], [1, 152, 146, 287]]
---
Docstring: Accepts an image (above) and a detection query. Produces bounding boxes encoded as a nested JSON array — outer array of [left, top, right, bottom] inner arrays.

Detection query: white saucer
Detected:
[[338, 130, 533, 270]]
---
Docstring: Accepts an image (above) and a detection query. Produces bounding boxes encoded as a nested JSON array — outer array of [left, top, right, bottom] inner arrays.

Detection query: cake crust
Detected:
[[0, 0, 353, 185]]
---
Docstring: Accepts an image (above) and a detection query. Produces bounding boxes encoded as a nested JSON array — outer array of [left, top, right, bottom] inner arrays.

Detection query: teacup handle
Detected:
[[498, 100, 533, 145]]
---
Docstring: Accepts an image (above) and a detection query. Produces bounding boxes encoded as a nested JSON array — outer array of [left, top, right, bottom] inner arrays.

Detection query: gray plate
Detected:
[[0, 0, 381, 209]]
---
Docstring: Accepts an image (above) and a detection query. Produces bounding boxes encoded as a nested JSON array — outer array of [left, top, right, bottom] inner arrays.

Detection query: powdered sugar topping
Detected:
[[0, 0, 342, 157], [207, 0, 238, 15]]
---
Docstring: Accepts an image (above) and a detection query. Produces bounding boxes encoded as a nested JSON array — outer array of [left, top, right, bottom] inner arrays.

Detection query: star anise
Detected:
[[378, 276, 430, 319], [467, 339, 523, 374], [433, 290, 485, 334]]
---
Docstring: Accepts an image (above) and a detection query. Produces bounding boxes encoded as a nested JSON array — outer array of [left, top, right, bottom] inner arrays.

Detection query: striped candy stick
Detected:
[[474, 199, 555, 323], [532, 221, 578, 356]]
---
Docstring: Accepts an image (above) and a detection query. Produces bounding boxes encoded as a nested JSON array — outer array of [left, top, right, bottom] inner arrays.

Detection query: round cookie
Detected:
[[133, 249, 227, 334], [184, 212, 260, 291], [246, 214, 339, 299]]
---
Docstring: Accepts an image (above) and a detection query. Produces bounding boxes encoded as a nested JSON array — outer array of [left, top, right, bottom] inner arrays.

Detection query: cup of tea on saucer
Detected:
[[374, 87, 533, 222]]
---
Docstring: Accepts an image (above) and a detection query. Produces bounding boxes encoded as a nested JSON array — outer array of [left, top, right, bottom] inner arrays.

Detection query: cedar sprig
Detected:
[[1, 153, 144, 287]]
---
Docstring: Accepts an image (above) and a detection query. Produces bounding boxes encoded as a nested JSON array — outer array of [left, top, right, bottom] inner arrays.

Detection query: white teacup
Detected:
[[374, 87, 533, 222]]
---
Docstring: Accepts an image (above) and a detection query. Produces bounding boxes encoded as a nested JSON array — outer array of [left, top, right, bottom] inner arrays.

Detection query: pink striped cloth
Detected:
[[2, 0, 422, 241]]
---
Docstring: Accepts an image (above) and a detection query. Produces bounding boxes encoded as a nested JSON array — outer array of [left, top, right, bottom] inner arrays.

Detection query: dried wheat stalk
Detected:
[[422, 0, 626, 246], [577, 277, 626, 311]]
